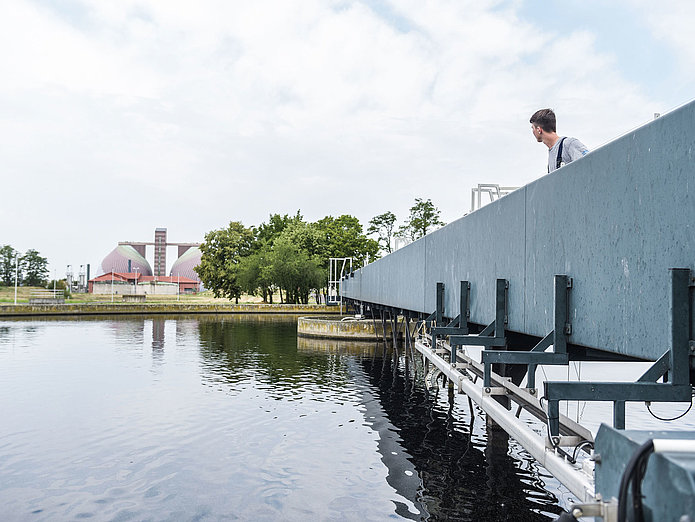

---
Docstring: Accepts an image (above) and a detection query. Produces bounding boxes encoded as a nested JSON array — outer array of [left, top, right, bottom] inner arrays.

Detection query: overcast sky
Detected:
[[1, 0, 693, 278]]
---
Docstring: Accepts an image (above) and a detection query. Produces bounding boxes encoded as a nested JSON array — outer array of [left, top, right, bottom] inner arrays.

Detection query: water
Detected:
[[1, 315, 692, 521]]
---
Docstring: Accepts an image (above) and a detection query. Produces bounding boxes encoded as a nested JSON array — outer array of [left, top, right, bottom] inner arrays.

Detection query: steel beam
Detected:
[[543, 382, 693, 402]]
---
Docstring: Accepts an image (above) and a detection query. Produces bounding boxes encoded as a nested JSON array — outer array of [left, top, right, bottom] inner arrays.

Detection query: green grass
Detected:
[[0, 286, 304, 305]]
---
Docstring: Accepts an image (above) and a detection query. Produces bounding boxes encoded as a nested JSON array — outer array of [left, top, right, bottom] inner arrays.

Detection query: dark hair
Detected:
[[530, 109, 556, 133]]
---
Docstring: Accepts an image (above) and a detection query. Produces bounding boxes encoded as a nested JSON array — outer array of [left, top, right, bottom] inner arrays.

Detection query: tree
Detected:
[[21, 249, 49, 287], [236, 246, 275, 303], [0, 245, 21, 286], [367, 211, 397, 254], [269, 233, 324, 304], [256, 212, 303, 246], [237, 212, 305, 303], [397, 198, 446, 242], [314, 215, 380, 269], [47, 279, 71, 298], [196, 221, 255, 303]]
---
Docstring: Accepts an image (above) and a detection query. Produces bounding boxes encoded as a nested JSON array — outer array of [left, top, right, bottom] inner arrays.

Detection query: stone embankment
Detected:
[[0, 303, 336, 317]]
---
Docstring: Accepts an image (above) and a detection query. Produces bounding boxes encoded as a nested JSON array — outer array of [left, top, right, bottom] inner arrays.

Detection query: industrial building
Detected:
[[88, 272, 200, 295], [90, 228, 203, 293]]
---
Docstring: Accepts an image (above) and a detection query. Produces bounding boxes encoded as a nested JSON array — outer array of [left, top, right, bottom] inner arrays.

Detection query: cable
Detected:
[[645, 394, 693, 421], [617, 439, 654, 522], [570, 440, 594, 463]]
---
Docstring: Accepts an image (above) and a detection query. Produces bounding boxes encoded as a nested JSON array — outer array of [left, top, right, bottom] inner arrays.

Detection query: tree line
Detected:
[[196, 213, 379, 304], [0, 246, 50, 287], [196, 198, 445, 304]]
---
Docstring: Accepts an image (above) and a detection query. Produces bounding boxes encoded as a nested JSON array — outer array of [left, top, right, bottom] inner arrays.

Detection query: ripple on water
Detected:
[[0, 318, 618, 520]]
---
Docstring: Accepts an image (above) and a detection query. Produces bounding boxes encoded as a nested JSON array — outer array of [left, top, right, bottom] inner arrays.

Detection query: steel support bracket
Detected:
[[431, 281, 472, 364], [544, 436, 586, 449], [482, 275, 572, 389], [483, 386, 508, 397], [544, 269, 694, 436], [564, 499, 618, 522]]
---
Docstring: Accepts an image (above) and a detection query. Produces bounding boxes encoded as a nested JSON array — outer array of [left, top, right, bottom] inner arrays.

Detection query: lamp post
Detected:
[[177, 272, 180, 302], [111, 267, 114, 303], [14, 253, 18, 305]]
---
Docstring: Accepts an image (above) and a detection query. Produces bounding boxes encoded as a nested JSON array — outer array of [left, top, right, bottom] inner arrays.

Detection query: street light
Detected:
[[14, 253, 18, 305]]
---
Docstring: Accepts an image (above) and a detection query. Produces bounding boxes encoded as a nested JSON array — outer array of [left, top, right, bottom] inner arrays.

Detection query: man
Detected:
[[530, 109, 589, 173]]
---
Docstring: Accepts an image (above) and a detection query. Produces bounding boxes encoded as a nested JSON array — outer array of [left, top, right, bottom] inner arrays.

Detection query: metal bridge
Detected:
[[341, 100, 695, 520]]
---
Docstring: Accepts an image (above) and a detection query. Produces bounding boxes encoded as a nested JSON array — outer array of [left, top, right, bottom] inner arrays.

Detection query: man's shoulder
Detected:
[[565, 137, 589, 154]]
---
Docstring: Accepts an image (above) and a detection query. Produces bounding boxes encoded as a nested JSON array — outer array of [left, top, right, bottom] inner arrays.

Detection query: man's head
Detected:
[[530, 109, 556, 142]]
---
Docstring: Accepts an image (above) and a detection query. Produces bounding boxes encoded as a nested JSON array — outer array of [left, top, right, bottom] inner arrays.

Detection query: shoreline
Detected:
[[0, 303, 339, 318]]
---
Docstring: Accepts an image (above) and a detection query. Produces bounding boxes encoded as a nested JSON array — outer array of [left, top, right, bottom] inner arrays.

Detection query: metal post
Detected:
[[452, 281, 470, 364], [527, 364, 537, 390], [613, 400, 626, 430], [483, 361, 492, 388], [492, 279, 507, 389], [670, 268, 690, 385], [436, 282, 444, 326], [554, 275, 570, 354], [460, 281, 470, 334], [391, 312, 399, 350], [433, 282, 444, 353], [548, 399, 560, 437], [495, 279, 506, 339]]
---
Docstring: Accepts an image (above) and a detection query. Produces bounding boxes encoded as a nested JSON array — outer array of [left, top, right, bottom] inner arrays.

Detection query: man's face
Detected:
[[532, 124, 543, 142]]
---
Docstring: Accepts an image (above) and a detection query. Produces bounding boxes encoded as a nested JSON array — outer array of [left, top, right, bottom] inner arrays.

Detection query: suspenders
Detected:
[[547, 137, 567, 173], [556, 137, 566, 170]]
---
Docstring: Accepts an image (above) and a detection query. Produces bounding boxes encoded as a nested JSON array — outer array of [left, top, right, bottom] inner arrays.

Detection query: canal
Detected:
[[0, 315, 630, 520]]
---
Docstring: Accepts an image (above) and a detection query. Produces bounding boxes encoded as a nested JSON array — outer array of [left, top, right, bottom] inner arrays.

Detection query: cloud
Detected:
[[0, 0, 681, 275], [625, 0, 695, 67]]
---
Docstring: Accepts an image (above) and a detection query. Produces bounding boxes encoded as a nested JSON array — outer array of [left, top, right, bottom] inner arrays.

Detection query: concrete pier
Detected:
[[297, 315, 405, 341]]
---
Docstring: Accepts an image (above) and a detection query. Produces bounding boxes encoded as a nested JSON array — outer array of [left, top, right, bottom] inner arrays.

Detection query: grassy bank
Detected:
[[0, 286, 310, 305], [0, 286, 339, 317]]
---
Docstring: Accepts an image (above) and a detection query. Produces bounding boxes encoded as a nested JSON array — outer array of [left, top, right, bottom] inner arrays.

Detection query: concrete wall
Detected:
[[297, 316, 405, 340], [137, 283, 178, 295], [92, 281, 134, 295], [0, 303, 339, 317], [92, 282, 184, 295], [343, 100, 695, 361]]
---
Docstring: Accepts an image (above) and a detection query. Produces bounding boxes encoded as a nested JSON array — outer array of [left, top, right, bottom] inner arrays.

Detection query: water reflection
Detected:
[[196, 317, 352, 397], [299, 335, 563, 521], [366, 346, 563, 520], [0, 316, 566, 521]]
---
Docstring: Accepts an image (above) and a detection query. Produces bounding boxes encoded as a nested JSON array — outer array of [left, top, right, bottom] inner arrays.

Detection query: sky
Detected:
[[1, 0, 694, 278]]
